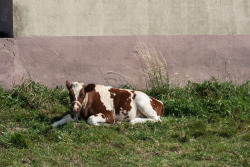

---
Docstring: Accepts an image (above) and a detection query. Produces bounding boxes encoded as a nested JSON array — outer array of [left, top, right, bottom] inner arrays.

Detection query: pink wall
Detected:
[[0, 35, 250, 89]]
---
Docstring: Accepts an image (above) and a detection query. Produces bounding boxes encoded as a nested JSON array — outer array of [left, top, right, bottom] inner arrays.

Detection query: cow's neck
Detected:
[[80, 93, 89, 120], [83, 93, 88, 109]]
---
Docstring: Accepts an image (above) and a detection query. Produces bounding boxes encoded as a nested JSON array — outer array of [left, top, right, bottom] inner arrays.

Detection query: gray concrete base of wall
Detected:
[[0, 35, 250, 89]]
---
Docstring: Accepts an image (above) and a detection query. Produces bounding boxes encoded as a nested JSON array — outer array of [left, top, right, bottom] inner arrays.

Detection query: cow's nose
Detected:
[[72, 105, 79, 113], [73, 104, 79, 110], [72, 108, 79, 115], [73, 107, 79, 112]]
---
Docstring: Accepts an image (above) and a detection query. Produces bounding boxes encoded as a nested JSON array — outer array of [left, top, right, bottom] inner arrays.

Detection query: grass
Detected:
[[0, 79, 249, 166], [147, 78, 250, 120]]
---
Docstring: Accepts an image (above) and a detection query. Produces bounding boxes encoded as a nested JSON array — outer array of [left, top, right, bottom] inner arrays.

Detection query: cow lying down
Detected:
[[52, 81, 164, 127]]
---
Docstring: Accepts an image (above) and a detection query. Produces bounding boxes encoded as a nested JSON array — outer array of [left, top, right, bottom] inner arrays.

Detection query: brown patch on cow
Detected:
[[149, 97, 165, 116], [85, 91, 114, 123], [76, 86, 86, 104], [101, 114, 105, 119], [109, 88, 132, 116], [85, 84, 95, 92], [131, 90, 136, 99], [68, 88, 76, 101], [66, 80, 72, 89]]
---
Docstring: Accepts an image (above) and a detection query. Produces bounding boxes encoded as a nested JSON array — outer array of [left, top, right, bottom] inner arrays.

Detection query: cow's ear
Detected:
[[85, 84, 95, 93], [66, 80, 72, 90]]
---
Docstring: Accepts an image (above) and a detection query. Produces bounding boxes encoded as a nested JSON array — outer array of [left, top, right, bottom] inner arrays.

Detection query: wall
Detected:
[[1, 36, 250, 89], [0, 1, 250, 89], [0, 0, 13, 37], [13, 0, 250, 37]]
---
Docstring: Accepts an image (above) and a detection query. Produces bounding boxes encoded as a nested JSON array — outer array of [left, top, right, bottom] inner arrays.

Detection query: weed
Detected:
[[241, 133, 250, 142], [172, 131, 190, 143], [168, 145, 180, 152], [0, 124, 6, 133], [10, 132, 29, 148], [218, 127, 238, 138], [1, 79, 69, 112], [133, 42, 169, 91], [146, 78, 250, 119], [188, 120, 207, 138]]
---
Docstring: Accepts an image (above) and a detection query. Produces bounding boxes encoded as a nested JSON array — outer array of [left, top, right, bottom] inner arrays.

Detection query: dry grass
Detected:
[[133, 42, 169, 90]]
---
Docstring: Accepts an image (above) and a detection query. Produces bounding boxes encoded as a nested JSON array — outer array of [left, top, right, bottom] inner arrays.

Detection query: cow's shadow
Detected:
[[50, 111, 70, 123]]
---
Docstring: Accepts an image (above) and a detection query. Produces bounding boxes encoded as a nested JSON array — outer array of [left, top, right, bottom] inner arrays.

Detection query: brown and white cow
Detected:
[[52, 81, 164, 127]]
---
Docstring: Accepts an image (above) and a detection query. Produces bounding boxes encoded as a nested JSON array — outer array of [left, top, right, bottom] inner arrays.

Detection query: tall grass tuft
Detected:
[[2, 79, 69, 110], [10, 132, 29, 148], [133, 42, 169, 91]]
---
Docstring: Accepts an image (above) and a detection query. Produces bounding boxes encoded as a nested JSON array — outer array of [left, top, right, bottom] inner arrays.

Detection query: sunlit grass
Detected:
[[0, 79, 249, 166]]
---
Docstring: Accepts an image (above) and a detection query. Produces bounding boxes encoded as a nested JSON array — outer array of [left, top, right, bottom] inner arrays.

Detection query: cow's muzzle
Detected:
[[72, 100, 83, 108], [71, 101, 82, 114]]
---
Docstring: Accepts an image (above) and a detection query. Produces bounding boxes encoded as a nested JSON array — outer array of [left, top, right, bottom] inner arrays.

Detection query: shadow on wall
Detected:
[[0, 32, 9, 38], [0, 0, 13, 38]]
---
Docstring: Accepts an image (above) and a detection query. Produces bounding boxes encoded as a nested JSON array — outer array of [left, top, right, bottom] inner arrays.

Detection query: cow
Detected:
[[52, 81, 164, 127]]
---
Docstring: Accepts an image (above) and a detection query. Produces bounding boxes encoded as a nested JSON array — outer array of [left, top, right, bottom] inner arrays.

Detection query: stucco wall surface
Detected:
[[13, 0, 250, 37], [0, 36, 249, 89]]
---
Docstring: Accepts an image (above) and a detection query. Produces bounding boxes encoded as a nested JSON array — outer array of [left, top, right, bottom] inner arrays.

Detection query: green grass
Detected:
[[147, 77, 250, 120], [0, 79, 249, 166]]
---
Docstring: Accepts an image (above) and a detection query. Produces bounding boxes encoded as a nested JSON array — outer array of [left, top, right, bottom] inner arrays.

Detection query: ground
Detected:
[[0, 80, 249, 166]]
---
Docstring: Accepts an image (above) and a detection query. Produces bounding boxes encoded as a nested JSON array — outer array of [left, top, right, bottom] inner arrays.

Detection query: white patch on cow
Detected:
[[110, 92, 116, 97], [115, 114, 124, 121], [74, 104, 79, 109], [127, 90, 137, 120], [130, 117, 160, 124], [128, 90, 159, 124], [72, 82, 84, 100], [87, 113, 107, 126], [95, 85, 114, 111]]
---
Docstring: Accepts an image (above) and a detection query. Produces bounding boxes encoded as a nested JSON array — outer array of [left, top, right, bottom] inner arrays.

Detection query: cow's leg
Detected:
[[130, 106, 161, 124], [130, 117, 160, 124], [87, 113, 110, 126], [131, 92, 161, 124], [52, 114, 78, 127], [130, 105, 161, 124]]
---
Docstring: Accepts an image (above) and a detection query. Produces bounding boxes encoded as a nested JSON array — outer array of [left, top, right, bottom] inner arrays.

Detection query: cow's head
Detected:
[[66, 81, 95, 115]]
